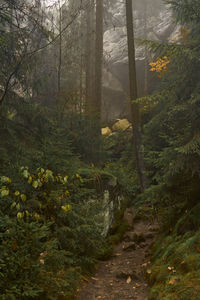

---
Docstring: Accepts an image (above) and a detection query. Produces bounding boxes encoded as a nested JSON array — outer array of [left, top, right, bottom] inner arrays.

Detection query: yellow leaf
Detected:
[[23, 169, 29, 179], [32, 181, 39, 189], [17, 212, 24, 219], [0, 187, 9, 197], [61, 204, 72, 212], [1, 176, 11, 184], [127, 276, 131, 284], [20, 194, 27, 202], [34, 213, 40, 220], [10, 201, 16, 209], [28, 176, 32, 184], [64, 176, 68, 183]]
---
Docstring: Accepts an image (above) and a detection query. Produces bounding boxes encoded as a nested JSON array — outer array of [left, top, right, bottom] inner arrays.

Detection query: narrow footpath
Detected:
[[76, 214, 159, 300]]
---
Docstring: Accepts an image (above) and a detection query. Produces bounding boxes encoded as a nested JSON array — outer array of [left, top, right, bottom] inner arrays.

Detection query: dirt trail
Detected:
[[76, 216, 158, 300]]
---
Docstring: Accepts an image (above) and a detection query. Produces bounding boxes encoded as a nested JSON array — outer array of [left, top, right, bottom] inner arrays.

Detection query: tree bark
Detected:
[[144, 0, 148, 96], [58, 0, 62, 94], [94, 0, 103, 128], [125, 0, 147, 192], [85, 0, 95, 115]]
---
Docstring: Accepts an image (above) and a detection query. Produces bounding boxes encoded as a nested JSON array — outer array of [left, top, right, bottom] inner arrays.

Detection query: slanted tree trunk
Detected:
[[125, 0, 147, 192]]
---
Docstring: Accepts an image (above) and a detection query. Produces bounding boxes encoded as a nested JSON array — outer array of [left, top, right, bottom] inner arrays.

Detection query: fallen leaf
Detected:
[[127, 276, 132, 284], [82, 276, 89, 282], [136, 283, 141, 287], [142, 263, 147, 267], [168, 279, 176, 285], [196, 247, 200, 253], [91, 277, 99, 281]]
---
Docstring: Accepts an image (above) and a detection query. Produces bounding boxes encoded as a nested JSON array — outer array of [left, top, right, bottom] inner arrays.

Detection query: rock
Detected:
[[122, 242, 136, 251], [148, 225, 160, 232], [123, 208, 134, 227], [101, 127, 112, 136], [116, 270, 139, 280], [123, 231, 136, 242], [132, 232, 146, 244], [145, 233, 154, 239], [112, 119, 132, 132], [139, 242, 147, 248]]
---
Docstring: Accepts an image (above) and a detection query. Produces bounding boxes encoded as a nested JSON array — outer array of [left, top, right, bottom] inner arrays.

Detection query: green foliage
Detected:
[[140, 0, 200, 209], [0, 166, 107, 299], [148, 216, 200, 300], [103, 131, 140, 201], [141, 1, 200, 298]]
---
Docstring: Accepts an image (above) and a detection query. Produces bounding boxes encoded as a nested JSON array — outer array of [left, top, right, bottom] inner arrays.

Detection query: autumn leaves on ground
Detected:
[[76, 210, 159, 300]]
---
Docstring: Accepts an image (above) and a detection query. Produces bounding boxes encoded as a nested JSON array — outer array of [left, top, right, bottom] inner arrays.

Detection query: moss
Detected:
[[109, 221, 129, 245]]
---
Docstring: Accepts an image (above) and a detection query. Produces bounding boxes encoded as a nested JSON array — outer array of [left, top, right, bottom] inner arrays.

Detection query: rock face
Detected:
[[102, 0, 177, 123]]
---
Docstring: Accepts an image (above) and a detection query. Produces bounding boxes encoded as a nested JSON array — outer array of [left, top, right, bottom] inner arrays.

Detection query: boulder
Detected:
[[101, 126, 112, 136], [112, 119, 132, 132], [122, 242, 136, 251]]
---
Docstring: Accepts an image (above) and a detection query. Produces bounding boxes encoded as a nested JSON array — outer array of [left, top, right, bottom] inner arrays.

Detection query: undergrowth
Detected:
[[148, 204, 200, 300]]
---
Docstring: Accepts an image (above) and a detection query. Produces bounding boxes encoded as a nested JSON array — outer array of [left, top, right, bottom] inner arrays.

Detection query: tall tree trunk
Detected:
[[144, 0, 148, 96], [58, 0, 62, 94], [85, 0, 103, 163], [125, 0, 147, 192], [94, 0, 103, 128], [85, 0, 95, 115]]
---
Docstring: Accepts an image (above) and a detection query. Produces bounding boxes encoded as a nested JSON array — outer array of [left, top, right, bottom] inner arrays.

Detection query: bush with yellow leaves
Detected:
[[0, 166, 105, 299]]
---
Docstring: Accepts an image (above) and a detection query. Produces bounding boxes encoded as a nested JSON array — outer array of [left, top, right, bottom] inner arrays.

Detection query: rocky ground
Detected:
[[76, 214, 159, 300]]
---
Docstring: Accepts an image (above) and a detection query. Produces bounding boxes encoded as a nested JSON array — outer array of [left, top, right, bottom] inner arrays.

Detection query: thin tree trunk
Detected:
[[58, 0, 62, 93], [144, 0, 148, 96], [85, 0, 95, 115], [94, 0, 103, 132], [125, 0, 147, 192]]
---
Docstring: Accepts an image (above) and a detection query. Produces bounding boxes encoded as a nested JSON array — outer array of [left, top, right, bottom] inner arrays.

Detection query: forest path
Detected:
[[76, 215, 159, 300]]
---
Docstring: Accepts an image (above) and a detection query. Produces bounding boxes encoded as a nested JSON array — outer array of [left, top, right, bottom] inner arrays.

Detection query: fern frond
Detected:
[[176, 134, 200, 155]]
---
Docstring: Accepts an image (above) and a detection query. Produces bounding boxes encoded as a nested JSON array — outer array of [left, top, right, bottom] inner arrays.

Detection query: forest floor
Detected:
[[76, 214, 159, 300]]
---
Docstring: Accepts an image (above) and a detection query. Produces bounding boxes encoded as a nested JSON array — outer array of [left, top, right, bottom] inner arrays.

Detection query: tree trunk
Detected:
[[85, 0, 95, 115], [58, 0, 62, 94], [94, 0, 103, 127], [144, 0, 148, 96], [125, 0, 147, 192]]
